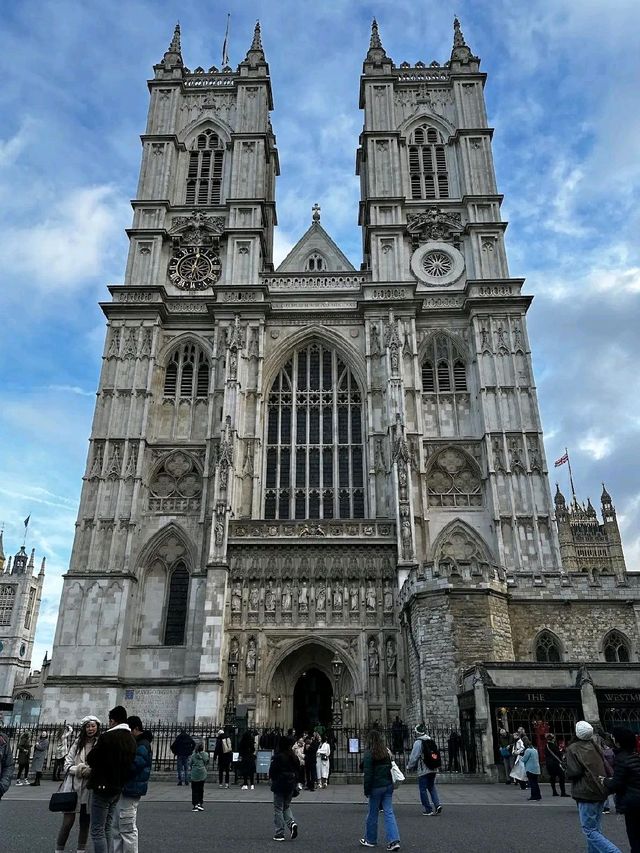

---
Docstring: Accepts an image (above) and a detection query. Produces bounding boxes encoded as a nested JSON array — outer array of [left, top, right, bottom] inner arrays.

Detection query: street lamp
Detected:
[[224, 660, 238, 725], [331, 654, 344, 728]]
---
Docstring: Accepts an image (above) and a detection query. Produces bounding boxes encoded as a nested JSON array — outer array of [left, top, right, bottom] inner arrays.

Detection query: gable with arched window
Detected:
[[185, 129, 225, 206], [408, 125, 449, 201], [535, 630, 562, 663], [421, 333, 470, 436], [305, 252, 326, 272], [164, 343, 210, 399], [264, 342, 365, 520], [603, 629, 631, 663]]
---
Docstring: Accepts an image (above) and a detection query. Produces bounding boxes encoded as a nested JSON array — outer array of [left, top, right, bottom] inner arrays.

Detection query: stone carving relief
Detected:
[[149, 451, 202, 513], [508, 437, 525, 473], [366, 582, 377, 612], [245, 637, 257, 673], [229, 637, 240, 663], [281, 582, 292, 611], [406, 207, 462, 249], [316, 585, 326, 611], [231, 582, 242, 612], [385, 638, 397, 673], [434, 524, 492, 577], [249, 583, 259, 611], [169, 210, 225, 249], [122, 328, 138, 359], [217, 416, 234, 489], [426, 447, 482, 508], [332, 585, 343, 610], [368, 638, 380, 675]]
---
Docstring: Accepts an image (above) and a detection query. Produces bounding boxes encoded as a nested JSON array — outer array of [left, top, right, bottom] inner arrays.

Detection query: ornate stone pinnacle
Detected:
[[251, 20, 263, 52], [169, 22, 182, 54], [312, 202, 321, 223], [453, 16, 466, 47], [370, 18, 382, 50]]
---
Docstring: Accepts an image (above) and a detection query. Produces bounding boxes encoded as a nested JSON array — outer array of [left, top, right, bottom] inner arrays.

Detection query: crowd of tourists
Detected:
[[1, 712, 639, 851]]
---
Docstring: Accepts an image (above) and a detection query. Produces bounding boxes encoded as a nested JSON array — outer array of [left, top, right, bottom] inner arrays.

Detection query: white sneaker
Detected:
[[242, 785, 248, 790], [251, 784, 255, 790], [196, 804, 204, 811], [225, 783, 229, 789]]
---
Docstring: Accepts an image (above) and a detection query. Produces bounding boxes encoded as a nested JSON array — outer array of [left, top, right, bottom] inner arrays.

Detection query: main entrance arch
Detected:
[[264, 640, 360, 729]]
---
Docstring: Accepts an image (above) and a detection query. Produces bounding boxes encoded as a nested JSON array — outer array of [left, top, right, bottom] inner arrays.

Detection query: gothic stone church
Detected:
[[42, 20, 640, 751]]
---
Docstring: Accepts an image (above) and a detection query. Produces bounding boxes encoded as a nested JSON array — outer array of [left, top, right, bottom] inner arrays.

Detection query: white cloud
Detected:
[[46, 384, 96, 397], [578, 431, 613, 461], [0, 120, 34, 167]]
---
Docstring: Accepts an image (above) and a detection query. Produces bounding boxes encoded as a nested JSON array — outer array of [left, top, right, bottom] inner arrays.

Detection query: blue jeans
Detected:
[[177, 754, 190, 783], [273, 793, 295, 837], [365, 784, 400, 845], [90, 791, 119, 853], [418, 773, 440, 813], [577, 801, 622, 853]]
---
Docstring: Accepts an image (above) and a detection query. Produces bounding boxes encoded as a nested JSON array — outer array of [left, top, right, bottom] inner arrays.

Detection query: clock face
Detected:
[[168, 247, 222, 291]]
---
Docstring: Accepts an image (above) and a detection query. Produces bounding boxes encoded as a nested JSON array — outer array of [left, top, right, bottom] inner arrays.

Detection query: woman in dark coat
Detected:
[[545, 733, 568, 797], [238, 731, 256, 790], [15, 732, 31, 783], [269, 737, 299, 841], [603, 727, 640, 853]]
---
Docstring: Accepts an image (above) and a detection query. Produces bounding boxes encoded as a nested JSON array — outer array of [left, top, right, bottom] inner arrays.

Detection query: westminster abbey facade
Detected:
[[43, 20, 640, 755]]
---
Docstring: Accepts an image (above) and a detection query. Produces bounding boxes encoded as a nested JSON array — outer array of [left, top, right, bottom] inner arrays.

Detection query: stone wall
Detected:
[[450, 590, 514, 666]]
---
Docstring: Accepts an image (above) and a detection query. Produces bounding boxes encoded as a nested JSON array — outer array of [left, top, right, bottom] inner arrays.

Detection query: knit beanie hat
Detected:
[[414, 723, 428, 737], [576, 721, 594, 740], [80, 715, 102, 727]]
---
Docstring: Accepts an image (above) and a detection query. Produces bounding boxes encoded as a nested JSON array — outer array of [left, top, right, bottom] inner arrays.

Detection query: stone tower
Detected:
[[44, 18, 629, 731], [0, 533, 45, 711]]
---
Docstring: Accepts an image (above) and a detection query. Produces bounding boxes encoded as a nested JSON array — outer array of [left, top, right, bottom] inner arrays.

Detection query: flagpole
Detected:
[[222, 13, 230, 67], [565, 447, 576, 500], [22, 514, 31, 547]]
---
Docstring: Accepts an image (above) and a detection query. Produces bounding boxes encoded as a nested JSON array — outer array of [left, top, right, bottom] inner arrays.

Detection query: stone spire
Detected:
[[156, 22, 184, 73], [242, 20, 266, 66], [27, 547, 35, 573], [39, 556, 46, 576], [450, 16, 479, 66], [366, 17, 388, 61], [0, 528, 5, 573], [169, 22, 182, 54], [601, 482, 612, 504], [554, 483, 566, 506]]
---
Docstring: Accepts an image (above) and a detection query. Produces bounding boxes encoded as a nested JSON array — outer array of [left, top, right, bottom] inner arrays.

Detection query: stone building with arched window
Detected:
[[42, 20, 640, 758]]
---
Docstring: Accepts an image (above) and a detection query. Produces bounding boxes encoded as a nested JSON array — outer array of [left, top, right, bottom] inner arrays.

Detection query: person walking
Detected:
[[15, 730, 31, 784], [304, 734, 319, 791], [111, 716, 152, 853], [406, 724, 442, 816], [87, 705, 137, 853], [600, 733, 616, 814], [511, 729, 528, 791], [189, 742, 209, 812], [565, 720, 622, 853], [239, 730, 256, 790], [52, 725, 74, 781], [499, 728, 513, 783], [521, 736, 542, 800], [55, 714, 101, 853], [0, 724, 14, 801], [316, 735, 331, 788], [293, 737, 306, 789], [603, 727, 640, 852], [360, 729, 400, 851], [545, 733, 568, 797], [269, 736, 299, 842], [214, 729, 233, 788], [29, 730, 49, 785], [170, 728, 196, 786]]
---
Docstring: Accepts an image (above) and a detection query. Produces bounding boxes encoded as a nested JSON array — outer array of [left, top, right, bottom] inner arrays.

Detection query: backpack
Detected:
[[222, 738, 232, 754], [421, 739, 442, 771]]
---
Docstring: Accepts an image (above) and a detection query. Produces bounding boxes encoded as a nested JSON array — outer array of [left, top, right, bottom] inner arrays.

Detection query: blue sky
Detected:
[[1, 0, 639, 668]]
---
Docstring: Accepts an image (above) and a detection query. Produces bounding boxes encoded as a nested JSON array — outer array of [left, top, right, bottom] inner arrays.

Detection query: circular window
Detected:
[[19, 643, 26, 657], [410, 241, 465, 287]]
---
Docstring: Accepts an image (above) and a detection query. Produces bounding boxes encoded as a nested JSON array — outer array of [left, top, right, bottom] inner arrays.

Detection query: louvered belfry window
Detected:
[[421, 334, 467, 394], [409, 126, 449, 201], [264, 343, 365, 520], [185, 130, 224, 206], [163, 344, 210, 399]]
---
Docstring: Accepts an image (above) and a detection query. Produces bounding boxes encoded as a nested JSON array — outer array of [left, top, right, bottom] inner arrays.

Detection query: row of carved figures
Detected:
[[230, 580, 395, 613]]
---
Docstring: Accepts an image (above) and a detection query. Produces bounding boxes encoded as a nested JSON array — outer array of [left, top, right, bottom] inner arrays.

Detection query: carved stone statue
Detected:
[[316, 585, 326, 611], [333, 585, 343, 610], [229, 637, 239, 663], [298, 581, 308, 611], [265, 584, 275, 612], [383, 583, 393, 612], [245, 638, 256, 673], [349, 585, 359, 611], [385, 638, 397, 674], [249, 584, 259, 611], [231, 582, 242, 612], [366, 583, 376, 612], [281, 582, 292, 611], [368, 639, 379, 675]]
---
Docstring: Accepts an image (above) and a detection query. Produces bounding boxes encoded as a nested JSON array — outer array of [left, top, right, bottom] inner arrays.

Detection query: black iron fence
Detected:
[[2, 720, 485, 777]]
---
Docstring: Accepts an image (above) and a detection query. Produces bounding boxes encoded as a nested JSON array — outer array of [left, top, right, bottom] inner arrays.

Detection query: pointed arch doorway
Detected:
[[293, 668, 333, 733]]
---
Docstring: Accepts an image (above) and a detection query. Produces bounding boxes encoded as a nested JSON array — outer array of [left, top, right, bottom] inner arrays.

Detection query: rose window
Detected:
[[422, 250, 453, 277]]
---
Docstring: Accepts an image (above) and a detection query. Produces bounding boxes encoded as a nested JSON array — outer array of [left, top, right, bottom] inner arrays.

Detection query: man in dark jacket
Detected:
[[87, 705, 137, 853], [0, 726, 14, 800], [171, 728, 196, 785], [565, 720, 622, 853], [604, 727, 640, 853], [269, 737, 299, 842], [545, 733, 568, 797], [111, 716, 152, 853]]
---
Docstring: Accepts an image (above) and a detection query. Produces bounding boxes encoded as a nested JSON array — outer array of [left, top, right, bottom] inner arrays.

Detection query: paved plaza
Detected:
[[2, 781, 629, 852]]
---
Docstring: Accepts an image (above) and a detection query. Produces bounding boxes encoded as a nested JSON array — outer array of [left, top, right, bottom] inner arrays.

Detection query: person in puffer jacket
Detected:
[[111, 716, 152, 853], [604, 727, 640, 853]]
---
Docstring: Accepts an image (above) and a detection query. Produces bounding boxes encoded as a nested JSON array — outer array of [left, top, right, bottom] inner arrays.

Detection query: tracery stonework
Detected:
[[43, 19, 638, 744]]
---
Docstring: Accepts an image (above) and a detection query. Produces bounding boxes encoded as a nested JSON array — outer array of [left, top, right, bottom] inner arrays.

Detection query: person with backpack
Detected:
[[214, 729, 233, 788], [188, 742, 209, 812], [602, 727, 640, 853], [170, 728, 196, 786], [269, 736, 299, 842], [406, 724, 442, 816], [111, 715, 153, 853]]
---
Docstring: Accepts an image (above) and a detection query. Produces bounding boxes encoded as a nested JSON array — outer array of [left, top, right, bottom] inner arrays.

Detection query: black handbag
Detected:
[[49, 790, 78, 812]]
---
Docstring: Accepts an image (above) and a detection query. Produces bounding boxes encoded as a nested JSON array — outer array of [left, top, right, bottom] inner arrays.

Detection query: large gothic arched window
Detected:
[[408, 125, 449, 201], [264, 343, 365, 520], [185, 129, 224, 206], [603, 630, 631, 663], [163, 562, 190, 646], [164, 343, 210, 399], [535, 630, 562, 663]]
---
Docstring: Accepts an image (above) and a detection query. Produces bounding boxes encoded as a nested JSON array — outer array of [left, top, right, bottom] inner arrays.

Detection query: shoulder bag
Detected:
[[49, 773, 78, 813]]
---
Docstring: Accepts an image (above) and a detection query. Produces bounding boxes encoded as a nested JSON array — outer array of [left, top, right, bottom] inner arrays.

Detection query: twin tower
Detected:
[[42, 19, 636, 747]]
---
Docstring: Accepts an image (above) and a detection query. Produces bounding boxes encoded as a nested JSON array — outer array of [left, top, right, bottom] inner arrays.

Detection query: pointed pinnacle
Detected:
[[39, 556, 46, 575], [453, 16, 466, 48], [27, 547, 35, 570], [169, 22, 182, 54], [370, 18, 382, 50], [251, 20, 263, 52]]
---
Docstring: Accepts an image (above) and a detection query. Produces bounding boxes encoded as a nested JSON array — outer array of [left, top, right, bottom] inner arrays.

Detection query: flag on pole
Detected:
[[222, 13, 230, 66], [23, 515, 30, 528], [554, 452, 568, 468]]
